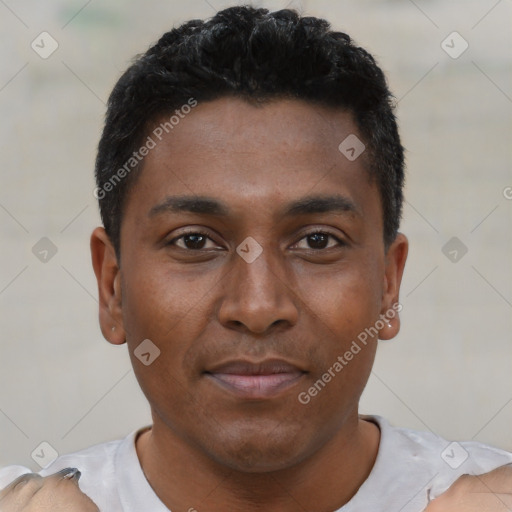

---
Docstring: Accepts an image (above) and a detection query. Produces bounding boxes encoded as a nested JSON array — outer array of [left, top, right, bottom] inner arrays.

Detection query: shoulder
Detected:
[[0, 432, 136, 509], [374, 415, 512, 468], [40, 437, 122, 478], [0, 437, 121, 486], [355, 416, 512, 511], [425, 464, 512, 511], [369, 415, 512, 468], [385, 418, 512, 495]]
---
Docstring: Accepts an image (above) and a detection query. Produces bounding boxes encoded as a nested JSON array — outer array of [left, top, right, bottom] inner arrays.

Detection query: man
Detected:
[[1, 6, 511, 511]]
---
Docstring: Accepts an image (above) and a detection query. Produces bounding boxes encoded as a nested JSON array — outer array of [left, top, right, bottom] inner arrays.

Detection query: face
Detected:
[[91, 98, 407, 473]]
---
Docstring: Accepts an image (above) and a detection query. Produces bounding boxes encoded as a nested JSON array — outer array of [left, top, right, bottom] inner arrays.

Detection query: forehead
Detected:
[[124, 97, 379, 224]]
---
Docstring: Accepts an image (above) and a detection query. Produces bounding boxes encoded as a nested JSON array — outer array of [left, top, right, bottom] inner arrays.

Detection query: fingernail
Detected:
[[56, 467, 81, 480]]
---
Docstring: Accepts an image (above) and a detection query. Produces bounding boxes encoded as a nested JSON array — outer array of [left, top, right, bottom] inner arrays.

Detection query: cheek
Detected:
[[120, 258, 217, 345], [120, 267, 205, 419], [295, 258, 384, 340], [294, 260, 382, 398], [119, 258, 226, 405]]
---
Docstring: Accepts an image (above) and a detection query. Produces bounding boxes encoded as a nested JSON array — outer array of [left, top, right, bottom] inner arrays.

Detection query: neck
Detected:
[[136, 415, 380, 512]]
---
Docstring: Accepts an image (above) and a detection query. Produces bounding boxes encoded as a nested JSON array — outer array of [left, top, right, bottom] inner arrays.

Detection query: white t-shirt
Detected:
[[1, 415, 511, 512]]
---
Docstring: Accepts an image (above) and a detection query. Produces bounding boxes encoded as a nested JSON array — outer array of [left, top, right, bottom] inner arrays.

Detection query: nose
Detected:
[[217, 246, 299, 334]]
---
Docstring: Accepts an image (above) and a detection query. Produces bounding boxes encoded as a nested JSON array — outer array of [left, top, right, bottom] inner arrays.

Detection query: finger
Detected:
[[0, 473, 43, 510], [0, 473, 43, 495], [47, 467, 82, 484], [22, 475, 100, 512]]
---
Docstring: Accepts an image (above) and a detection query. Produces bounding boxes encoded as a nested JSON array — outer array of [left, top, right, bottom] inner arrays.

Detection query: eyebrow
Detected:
[[149, 196, 229, 217], [148, 194, 359, 219], [282, 195, 358, 217]]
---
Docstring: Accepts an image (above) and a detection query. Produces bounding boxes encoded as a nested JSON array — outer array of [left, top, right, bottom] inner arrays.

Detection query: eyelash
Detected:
[[169, 230, 217, 249], [168, 229, 345, 251], [294, 230, 346, 250]]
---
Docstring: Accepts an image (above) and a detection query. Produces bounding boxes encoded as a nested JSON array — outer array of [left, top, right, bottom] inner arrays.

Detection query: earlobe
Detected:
[[90, 227, 126, 345], [379, 233, 408, 341], [378, 315, 400, 341]]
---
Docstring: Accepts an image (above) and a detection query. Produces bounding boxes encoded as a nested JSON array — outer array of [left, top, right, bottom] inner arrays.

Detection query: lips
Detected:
[[204, 359, 306, 399]]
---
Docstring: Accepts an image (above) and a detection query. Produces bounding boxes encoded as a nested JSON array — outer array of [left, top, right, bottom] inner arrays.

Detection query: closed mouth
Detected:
[[204, 359, 307, 399]]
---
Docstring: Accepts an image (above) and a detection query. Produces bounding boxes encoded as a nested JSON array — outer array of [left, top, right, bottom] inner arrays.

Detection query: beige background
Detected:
[[0, 0, 511, 470]]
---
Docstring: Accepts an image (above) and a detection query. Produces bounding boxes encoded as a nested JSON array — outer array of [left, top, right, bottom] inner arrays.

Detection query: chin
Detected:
[[216, 444, 304, 473], [202, 420, 312, 473]]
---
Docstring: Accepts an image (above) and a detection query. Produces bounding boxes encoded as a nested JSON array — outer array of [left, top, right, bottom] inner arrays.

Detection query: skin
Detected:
[[91, 97, 407, 512], [0, 470, 99, 511], [88, 97, 512, 511], [425, 466, 512, 511], [2, 97, 508, 512], [1, 467, 509, 511]]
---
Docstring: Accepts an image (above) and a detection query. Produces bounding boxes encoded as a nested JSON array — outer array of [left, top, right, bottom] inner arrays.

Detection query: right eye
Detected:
[[168, 231, 222, 251]]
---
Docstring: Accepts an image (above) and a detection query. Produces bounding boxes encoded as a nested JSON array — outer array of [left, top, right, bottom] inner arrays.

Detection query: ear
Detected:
[[90, 227, 126, 345], [378, 233, 408, 341]]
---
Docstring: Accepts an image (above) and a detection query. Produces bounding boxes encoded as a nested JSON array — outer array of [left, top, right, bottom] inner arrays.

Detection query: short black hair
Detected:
[[95, 5, 405, 257]]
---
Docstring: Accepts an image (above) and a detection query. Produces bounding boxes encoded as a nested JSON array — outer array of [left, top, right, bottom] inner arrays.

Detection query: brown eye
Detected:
[[294, 232, 344, 250], [307, 233, 329, 249], [170, 232, 220, 250], [182, 234, 207, 249]]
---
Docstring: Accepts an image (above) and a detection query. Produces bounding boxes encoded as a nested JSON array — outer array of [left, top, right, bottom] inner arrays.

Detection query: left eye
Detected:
[[294, 232, 343, 250]]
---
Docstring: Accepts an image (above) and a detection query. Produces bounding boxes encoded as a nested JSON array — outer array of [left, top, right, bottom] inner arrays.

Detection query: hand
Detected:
[[425, 465, 512, 511], [0, 468, 99, 512]]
